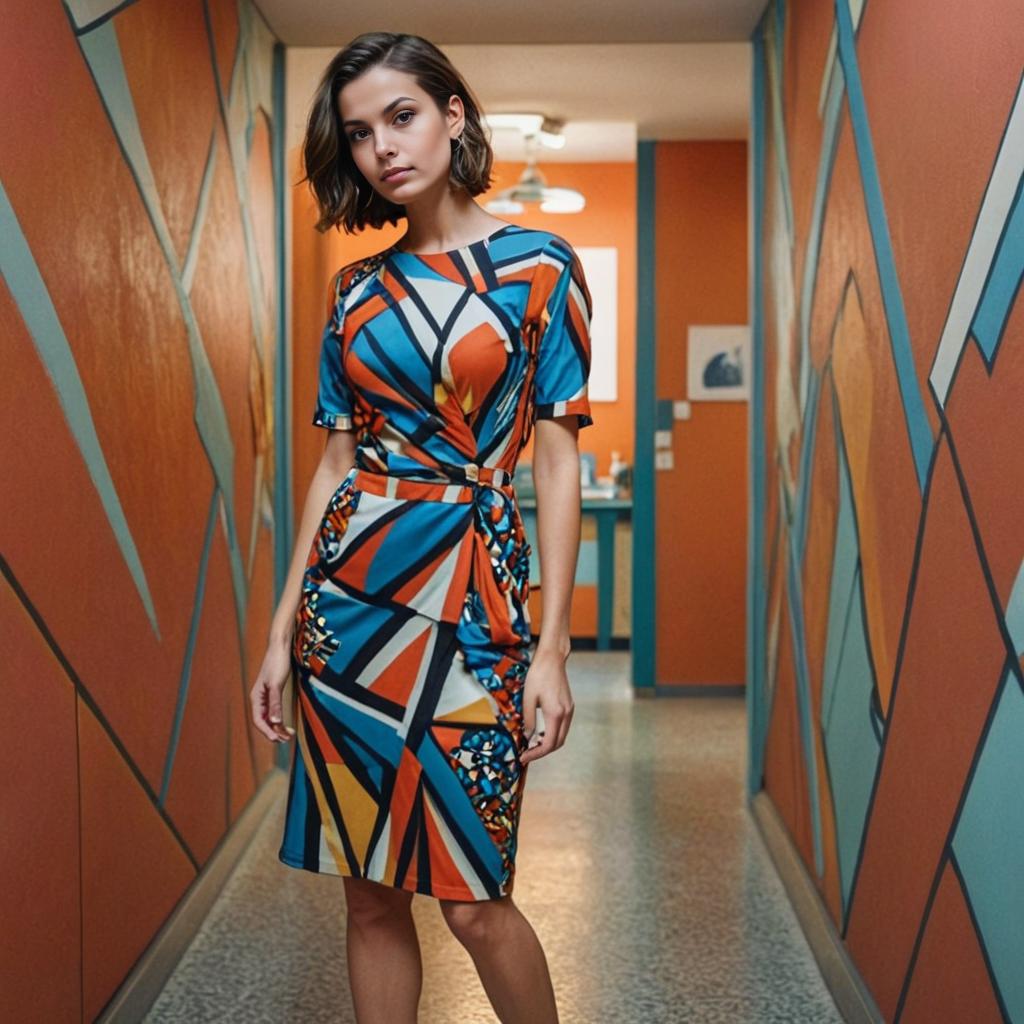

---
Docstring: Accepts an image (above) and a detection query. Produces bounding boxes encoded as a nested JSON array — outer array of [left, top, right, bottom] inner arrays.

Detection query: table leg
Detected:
[[596, 511, 615, 651]]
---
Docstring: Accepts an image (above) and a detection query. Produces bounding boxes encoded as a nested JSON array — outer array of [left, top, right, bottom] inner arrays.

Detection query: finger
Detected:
[[521, 695, 537, 739], [522, 710, 558, 763], [249, 685, 270, 735], [521, 707, 544, 761], [522, 732, 554, 763], [250, 683, 281, 742], [267, 684, 296, 742], [267, 686, 284, 726], [556, 705, 573, 748]]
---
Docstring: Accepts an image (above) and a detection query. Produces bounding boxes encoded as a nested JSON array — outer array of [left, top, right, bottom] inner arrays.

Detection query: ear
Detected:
[[446, 94, 465, 136]]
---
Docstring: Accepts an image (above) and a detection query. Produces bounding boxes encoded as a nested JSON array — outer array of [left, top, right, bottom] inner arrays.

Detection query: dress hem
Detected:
[[277, 849, 513, 902]]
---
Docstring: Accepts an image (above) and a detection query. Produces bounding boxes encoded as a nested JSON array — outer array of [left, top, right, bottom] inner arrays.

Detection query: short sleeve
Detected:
[[533, 240, 594, 429], [312, 269, 357, 431]]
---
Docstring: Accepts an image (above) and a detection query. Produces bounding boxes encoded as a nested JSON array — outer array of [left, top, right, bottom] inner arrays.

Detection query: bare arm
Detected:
[[519, 415, 582, 764], [250, 429, 358, 742]]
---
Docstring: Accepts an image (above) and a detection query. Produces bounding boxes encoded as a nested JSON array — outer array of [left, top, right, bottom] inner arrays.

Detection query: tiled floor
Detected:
[[146, 652, 842, 1023]]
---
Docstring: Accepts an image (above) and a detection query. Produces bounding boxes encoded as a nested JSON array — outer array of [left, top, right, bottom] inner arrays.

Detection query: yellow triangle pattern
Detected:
[[435, 696, 495, 724], [297, 718, 348, 872], [327, 761, 379, 865]]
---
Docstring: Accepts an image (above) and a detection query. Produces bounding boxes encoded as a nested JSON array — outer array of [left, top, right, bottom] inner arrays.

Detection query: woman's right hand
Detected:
[[250, 638, 296, 744]]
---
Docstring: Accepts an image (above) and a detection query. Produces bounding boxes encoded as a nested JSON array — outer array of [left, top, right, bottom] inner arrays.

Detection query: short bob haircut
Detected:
[[300, 32, 495, 235]]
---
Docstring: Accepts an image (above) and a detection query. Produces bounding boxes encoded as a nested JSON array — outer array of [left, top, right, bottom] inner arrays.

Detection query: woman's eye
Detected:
[[348, 112, 413, 143]]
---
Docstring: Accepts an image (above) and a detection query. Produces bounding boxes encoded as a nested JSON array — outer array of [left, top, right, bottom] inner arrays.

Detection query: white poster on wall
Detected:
[[577, 247, 617, 403], [687, 325, 751, 401]]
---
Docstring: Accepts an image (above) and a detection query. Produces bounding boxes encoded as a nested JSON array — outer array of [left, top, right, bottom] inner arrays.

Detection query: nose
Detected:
[[374, 131, 397, 160]]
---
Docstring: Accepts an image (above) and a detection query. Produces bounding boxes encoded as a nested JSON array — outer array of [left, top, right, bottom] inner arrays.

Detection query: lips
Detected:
[[381, 167, 411, 181]]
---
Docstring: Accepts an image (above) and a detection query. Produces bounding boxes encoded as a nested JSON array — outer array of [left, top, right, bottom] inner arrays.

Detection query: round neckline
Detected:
[[390, 222, 515, 258]]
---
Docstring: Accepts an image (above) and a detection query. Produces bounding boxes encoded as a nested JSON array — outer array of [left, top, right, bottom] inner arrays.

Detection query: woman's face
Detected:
[[338, 66, 461, 203]]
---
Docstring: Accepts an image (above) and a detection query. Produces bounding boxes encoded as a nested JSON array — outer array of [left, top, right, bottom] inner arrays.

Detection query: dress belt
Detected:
[[351, 459, 514, 502]]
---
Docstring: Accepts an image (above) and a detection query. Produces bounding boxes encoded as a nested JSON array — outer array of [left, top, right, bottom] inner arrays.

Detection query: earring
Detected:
[[451, 134, 465, 177]]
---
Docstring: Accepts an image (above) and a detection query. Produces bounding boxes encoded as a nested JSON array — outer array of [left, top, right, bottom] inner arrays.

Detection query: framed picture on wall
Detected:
[[577, 247, 617, 403], [687, 325, 751, 401]]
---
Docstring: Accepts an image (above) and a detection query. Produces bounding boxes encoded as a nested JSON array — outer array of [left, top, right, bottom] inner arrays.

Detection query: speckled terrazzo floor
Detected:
[[145, 652, 841, 1023]]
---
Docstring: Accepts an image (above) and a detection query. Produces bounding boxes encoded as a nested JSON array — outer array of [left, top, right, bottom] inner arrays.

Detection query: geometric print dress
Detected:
[[278, 224, 594, 901]]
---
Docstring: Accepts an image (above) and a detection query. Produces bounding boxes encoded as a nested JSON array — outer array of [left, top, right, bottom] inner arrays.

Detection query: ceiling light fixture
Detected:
[[482, 116, 585, 215]]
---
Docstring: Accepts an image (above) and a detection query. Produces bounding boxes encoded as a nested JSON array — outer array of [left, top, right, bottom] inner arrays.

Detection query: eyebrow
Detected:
[[342, 96, 417, 127]]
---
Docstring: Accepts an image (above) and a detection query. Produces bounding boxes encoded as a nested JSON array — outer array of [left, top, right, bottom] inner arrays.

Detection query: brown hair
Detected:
[[300, 32, 494, 235]]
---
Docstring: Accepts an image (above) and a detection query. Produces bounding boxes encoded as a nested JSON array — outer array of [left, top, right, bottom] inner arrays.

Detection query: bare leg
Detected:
[[342, 877, 422, 1024], [439, 894, 558, 1024]]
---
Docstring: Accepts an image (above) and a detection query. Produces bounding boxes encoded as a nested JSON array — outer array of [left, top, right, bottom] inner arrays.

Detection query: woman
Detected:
[[250, 31, 594, 1024]]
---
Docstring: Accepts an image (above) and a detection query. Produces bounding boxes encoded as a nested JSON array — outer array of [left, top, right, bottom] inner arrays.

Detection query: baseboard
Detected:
[[98, 770, 287, 1022], [748, 792, 884, 1024]]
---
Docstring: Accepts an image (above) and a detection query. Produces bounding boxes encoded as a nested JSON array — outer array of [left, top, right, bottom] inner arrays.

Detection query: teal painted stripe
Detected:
[[224, 2, 270, 357], [798, 62, 846, 414], [633, 141, 658, 691], [747, 21, 769, 795], [833, 0, 933, 492], [951, 665, 1023, 1023], [785, 526, 825, 877], [268, 34, 292, 770], [773, 0, 786, 82], [0, 182, 160, 637], [971, 175, 1024, 362], [821, 383, 863, 732], [65, 0, 139, 34], [794, 367, 822, 560], [271, 39, 293, 768], [928, 78, 1023, 406], [271, 37, 291, 581], [765, 0, 795, 248], [181, 125, 219, 296], [823, 561, 881, 919], [1006, 560, 1024, 657], [74, 17, 248, 630], [160, 487, 221, 805], [822, 409, 882, 919]]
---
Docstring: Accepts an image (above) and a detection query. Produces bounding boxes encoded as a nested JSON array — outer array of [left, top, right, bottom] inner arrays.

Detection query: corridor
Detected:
[[146, 653, 840, 1023]]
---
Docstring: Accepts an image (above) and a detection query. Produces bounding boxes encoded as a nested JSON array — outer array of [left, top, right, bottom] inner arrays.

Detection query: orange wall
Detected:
[[751, 1, 1024, 1018], [291, 159, 637, 639], [654, 141, 749, 687], [1, 2, 279, 1019]]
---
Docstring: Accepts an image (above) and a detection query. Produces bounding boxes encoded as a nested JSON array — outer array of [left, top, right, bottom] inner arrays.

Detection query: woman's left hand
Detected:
[[519, 646, 575, 764]]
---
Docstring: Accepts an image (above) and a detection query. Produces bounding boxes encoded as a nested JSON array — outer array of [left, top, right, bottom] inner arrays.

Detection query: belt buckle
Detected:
[[464, 462, 479, 483]]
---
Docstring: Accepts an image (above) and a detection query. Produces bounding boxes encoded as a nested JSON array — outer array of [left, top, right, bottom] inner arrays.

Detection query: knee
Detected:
[[439, 896, 507, 947], [343, 877, 413, 928]]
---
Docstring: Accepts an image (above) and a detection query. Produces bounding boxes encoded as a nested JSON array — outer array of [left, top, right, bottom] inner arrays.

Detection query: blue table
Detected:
[[517, 495, 633, 650]]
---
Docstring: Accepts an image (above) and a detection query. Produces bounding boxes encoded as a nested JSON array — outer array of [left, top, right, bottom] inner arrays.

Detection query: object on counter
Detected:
[[609, 450, 632, 495], [580, 452, 597, 488]]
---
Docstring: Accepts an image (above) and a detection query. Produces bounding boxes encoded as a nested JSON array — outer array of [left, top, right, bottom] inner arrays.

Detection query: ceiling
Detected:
[[258, 0, 765, 46], [274, 2, 762, 158]]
